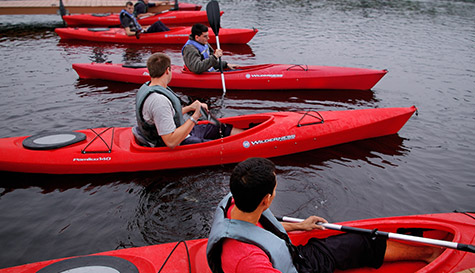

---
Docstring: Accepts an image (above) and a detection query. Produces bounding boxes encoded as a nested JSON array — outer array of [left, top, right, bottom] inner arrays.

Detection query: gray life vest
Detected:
[[135, 82, 184, 147], [206, 193, 299, 273]]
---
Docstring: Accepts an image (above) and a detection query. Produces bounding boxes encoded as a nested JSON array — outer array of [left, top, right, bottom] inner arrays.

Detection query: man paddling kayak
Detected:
[[133, 53, 243, 148], [207, 157, 443, 273], [182, 23, 238, 73], [120, 1, 169, 38]]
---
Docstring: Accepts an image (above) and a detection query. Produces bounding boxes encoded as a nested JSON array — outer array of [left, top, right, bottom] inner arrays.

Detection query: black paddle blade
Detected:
[[200, 106, 221, 127], [206, 0, 221, 36]]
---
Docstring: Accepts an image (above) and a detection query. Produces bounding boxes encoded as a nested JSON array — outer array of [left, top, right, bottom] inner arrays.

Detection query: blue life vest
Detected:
[[119, 9, 142, 32], [135, 82, 184, 147], [206, 193, 299, 273], [182, 39, 215, 72]]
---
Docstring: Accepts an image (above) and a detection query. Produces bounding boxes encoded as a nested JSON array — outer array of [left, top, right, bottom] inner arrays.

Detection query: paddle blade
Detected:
[[200, 106, 221, 127], [206, 0, 221, 36]]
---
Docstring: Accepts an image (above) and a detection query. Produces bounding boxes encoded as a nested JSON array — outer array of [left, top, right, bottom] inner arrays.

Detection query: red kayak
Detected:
[[55, 26, 258, 44], [73, 63, 387, 90], [0, 107, 415, 174], [62, 10, 223, 27], [1, 212, 473, 272]]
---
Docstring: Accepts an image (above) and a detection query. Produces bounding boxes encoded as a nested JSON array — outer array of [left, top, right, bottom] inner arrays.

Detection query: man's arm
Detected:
[[161, 100, 205, 149], [281, 215, 328, 232], [183, 45, 220, 74], [124, 27, 136, 36]]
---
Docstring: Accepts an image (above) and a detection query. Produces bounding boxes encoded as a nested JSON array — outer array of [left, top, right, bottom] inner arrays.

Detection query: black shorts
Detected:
[[180, 123, 233, 145], [296, 233, 387, 273]]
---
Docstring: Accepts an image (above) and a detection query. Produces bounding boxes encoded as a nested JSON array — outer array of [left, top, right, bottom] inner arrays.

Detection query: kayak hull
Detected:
[[55, 26, 258, 44], [1, 212, 473, 273], [73, 63, 388, 90], [0, 107, 416, 174], [63, 11, 222, 27]]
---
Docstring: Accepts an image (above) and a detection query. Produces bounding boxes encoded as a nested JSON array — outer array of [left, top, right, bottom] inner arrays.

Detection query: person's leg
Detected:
[[145, 20, 169, 33], [384, 240, 444, 263], [230, 127, 244, 135]]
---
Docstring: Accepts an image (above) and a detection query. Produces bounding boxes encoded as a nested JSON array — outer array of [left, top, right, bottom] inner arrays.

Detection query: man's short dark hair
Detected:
[[147, 53, 171, 78], [230, 158, 276, 213], [125, 1, 133, 7], [190, 23, 209, 40]]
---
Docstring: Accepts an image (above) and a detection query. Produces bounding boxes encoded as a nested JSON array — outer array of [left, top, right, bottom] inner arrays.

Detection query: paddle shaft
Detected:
[[216, 36, 227, 95], [281, 216, 475, 253], [206, 0, 227, 95]]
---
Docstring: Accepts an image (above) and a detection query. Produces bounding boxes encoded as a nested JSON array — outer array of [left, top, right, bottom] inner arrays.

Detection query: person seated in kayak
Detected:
[[133, 53, 244, 149], [120, 1, 169, 38], [182, 23, 238, 74], [207, 157, 444, 273], [134, 0, 168, 19]]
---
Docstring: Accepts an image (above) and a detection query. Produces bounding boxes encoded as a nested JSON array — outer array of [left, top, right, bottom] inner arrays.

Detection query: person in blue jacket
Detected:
[[120, 1, 169, 38], [182, 23, 238, 74]]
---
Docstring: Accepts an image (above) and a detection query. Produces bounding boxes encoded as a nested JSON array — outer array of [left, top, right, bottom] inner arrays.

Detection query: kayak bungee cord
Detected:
[[286, 64, 309, 71], [157, 240, 191, 273], [454, 210, 475, 221], [81, 127, 114, 154]]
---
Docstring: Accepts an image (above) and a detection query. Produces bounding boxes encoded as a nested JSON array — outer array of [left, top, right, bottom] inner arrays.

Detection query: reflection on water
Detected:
[[56, 40, 255, 64], [0, 21, 61, 40]]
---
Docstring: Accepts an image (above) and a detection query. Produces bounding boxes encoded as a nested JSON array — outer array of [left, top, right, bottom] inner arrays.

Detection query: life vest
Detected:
[[119, 9, 142, 32], [206, 193, 300, 273], [182, 39, 215, 72], [135, 82, 184, 147]]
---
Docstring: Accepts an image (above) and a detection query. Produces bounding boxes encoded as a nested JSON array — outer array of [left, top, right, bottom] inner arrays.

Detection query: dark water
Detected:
[[1, 0, 474, 269]]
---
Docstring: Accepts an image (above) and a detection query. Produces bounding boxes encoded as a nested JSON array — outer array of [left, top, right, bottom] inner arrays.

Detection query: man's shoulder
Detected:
[[183, 43, 198, 52]]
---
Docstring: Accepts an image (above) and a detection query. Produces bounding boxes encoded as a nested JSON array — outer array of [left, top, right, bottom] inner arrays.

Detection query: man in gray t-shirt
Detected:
[[133, 53, 243, 148]]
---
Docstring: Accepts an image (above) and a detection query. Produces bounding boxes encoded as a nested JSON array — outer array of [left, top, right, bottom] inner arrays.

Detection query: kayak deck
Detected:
[[72, 62, 388, 90], [55, 26, 258, 44], [0, 108, 416, 174], [1, 212, 473, 272], [63, 10, 222, 27]]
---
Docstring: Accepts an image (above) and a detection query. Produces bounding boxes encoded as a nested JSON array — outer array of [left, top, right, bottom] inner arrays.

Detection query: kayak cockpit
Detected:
[[130, 114, 274, 151], [180, 64, 275, 74], [290, 221, 457, 273]]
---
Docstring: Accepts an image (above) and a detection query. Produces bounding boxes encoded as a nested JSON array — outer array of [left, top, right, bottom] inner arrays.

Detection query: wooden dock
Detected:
[[0, 0, 174, 15]]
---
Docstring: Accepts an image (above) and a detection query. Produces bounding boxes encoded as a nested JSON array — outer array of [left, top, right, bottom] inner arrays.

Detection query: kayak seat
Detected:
[[248, 122, 261, 129], [23, 131, 86, 150]]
